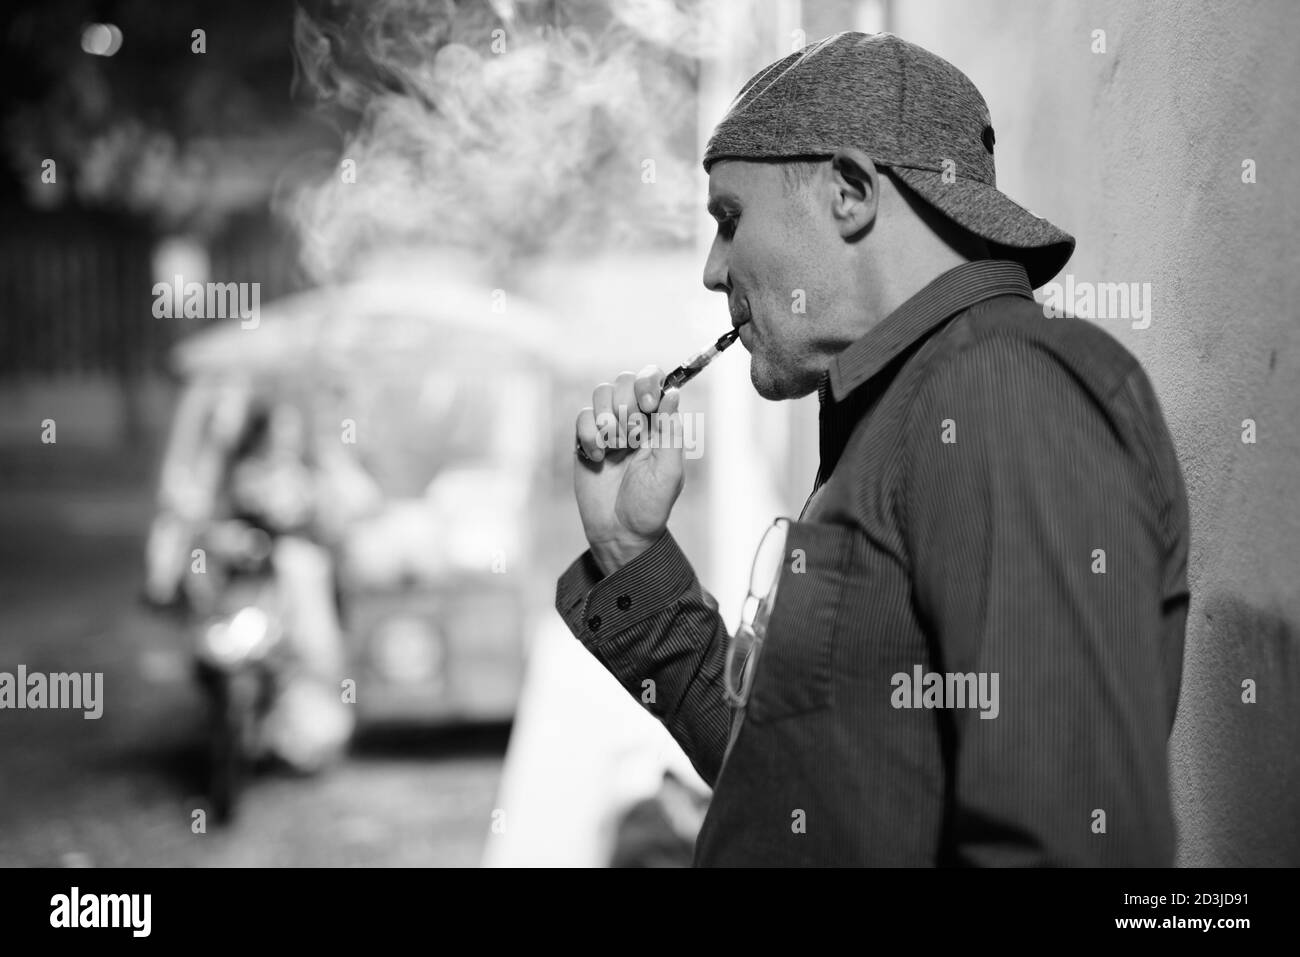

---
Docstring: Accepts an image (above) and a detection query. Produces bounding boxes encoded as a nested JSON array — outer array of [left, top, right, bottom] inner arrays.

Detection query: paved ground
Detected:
[[0, 448, 508, 867]]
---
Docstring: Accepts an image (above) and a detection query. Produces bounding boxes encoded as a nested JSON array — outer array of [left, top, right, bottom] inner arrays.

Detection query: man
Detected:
[[557, 32, 1188, 865]]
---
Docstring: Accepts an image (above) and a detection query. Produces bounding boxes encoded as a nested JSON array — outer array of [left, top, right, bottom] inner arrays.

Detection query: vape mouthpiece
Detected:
[[661, 325, 743, 391]]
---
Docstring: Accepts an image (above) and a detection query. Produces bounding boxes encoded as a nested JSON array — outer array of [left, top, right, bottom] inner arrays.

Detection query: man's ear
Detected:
[[828, 148, 879, 240]]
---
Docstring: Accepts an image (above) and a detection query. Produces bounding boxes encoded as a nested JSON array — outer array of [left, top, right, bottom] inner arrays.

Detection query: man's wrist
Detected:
[[555, 529, 695, 644], [589, 533, 660, 578]]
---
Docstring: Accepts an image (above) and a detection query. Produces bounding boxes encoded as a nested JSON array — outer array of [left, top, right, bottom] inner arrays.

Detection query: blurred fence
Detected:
[[0, 209, 158, 378], [0, 207, 305, 449], [0, 209, 304, 377]]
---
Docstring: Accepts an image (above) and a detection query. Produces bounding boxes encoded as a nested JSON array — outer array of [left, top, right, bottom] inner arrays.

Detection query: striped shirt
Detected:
[[555, 259, 1189, 866]]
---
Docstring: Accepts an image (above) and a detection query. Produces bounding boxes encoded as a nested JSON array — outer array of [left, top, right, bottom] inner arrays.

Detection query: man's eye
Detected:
[[717, 215, 739, 239]]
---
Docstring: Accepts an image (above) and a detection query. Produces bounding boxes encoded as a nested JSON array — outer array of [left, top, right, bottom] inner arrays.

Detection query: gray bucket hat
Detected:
[[703, 31, 1074, 288]]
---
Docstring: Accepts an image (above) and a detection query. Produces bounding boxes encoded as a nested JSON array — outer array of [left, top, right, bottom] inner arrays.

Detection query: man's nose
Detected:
[[702, 237, 729, 294]]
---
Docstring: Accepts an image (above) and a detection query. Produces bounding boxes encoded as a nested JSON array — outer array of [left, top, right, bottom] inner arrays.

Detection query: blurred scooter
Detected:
[[189, 520, 285, 823]]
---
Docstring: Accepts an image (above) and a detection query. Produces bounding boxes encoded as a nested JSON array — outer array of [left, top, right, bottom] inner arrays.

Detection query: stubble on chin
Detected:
[[750, 354, 821, 401]]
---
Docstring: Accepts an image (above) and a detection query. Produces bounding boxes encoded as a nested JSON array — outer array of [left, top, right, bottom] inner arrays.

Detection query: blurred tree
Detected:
[[0, 1, 331, 449], [0, 0, 335, 233]]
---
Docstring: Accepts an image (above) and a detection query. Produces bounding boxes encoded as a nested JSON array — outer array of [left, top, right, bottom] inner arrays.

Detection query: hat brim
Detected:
[[888, 166, 1074, 289]]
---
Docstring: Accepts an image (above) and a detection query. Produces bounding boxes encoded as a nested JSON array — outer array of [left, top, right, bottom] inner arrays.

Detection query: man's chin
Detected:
[[750, 360, 817, 401]]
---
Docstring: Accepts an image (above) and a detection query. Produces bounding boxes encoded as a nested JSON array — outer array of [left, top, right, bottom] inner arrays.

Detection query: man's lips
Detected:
[[730, 298, 753, 349], [730, 299, 751, 328], [735, 314, 753, 349]]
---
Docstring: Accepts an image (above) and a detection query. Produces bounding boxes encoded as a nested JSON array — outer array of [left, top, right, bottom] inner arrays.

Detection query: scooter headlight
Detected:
[[200, 607, 271, 666]]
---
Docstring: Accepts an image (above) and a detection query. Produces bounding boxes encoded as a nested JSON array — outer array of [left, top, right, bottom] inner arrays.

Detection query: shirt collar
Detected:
[[825, 259, 1035, 403]]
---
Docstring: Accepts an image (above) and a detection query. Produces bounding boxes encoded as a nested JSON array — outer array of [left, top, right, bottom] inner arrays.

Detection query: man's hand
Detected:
[[573, 365, 685, 576]]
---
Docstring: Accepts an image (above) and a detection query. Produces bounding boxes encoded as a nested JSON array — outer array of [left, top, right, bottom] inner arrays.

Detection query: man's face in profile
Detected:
[[703, 159, 844, 401]]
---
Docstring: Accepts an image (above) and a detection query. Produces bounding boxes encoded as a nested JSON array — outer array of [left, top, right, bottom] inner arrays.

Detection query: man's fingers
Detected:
[[612, 371, 638, 447], [575, 407, 604, 463], [591, 382, 615, 450], [634, 365, 665, 413], [650, 389, 683, 457], [585, 372, 675, 459]]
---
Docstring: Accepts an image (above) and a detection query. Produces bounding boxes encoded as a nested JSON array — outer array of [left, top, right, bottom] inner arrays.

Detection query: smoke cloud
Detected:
[[282, 0, 711, 281]]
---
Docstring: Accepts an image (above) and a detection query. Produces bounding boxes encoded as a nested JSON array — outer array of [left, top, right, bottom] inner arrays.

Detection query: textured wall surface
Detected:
[[893, 0, 1300, 865]]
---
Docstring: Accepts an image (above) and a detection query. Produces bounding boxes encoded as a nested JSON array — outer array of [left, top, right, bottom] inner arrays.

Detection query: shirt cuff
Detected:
[[554, 530, 697, 643]]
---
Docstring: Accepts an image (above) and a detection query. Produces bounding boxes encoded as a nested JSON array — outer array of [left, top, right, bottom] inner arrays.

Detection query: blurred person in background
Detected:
[[224, 397, 360, 771], [558, 32, 1188, 866], [147, 382, 380, 771]]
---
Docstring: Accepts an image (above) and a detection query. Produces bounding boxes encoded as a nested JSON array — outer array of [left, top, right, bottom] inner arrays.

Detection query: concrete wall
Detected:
[[891, 0, 1300, 865]]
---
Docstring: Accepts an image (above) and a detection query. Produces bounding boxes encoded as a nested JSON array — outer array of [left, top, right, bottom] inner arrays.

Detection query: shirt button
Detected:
[[617, 594, 632, 610], [587, 615, 602, 631]]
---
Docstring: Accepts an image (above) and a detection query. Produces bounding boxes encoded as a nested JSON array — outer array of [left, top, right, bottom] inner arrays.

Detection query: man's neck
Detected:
[[867, 247, 985, 328]]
